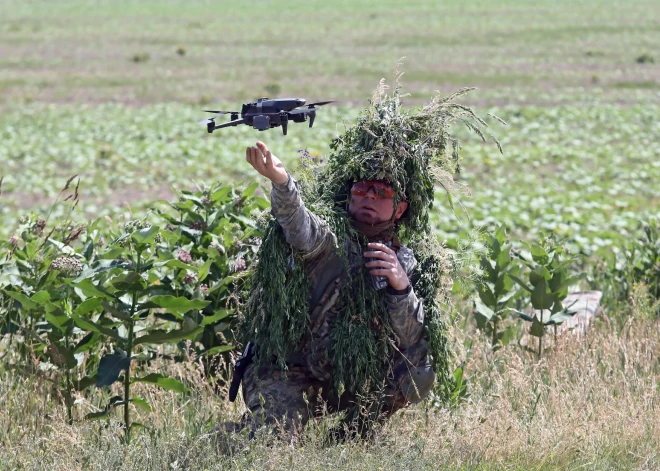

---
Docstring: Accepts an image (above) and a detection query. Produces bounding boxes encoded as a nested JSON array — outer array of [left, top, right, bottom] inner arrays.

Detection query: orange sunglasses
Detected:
[[350, 180, 397, 199]]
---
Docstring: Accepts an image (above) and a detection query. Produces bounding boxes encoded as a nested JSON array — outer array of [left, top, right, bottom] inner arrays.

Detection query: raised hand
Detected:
[[245, 141, 289, 185]]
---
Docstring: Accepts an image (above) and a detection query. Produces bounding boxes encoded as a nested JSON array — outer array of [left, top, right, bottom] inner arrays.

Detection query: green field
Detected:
[[1, 0, 659, 106], [2, 1, 660, 470]]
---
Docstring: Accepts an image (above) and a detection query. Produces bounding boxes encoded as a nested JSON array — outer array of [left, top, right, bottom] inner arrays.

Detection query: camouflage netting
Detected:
[[241, 69, 501, 405]]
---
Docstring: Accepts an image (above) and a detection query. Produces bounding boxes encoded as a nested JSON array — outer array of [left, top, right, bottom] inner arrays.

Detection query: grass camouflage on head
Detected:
[[316, 70, 502, 238], [241, 70, 502, 412]]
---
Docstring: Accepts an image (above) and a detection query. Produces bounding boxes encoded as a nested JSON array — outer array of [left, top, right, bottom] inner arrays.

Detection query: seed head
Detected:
[[177, 250, 192, 263], [33, 218, 46, 236], [50, 256, 82, 277], [189, 220, 206, 231], [183, 273, 197, 285], [229, 257, 246, 273]]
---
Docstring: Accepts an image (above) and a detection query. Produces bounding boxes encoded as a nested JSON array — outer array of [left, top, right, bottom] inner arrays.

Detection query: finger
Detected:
[[251, 147, 265, 171], [368, 242, 395, 255], [365, 260, 394, 269], [363, 250, 396, 262], [246, 147, 255, 167], [369, 268, 397, 277], [256, 141, 269, 155], [264, 147, 273, 169]]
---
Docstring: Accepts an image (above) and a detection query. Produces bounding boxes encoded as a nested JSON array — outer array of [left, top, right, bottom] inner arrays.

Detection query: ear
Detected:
[[393, 201, 408, 221]]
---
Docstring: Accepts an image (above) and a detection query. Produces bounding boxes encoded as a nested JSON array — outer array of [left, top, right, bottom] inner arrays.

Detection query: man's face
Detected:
[[347, 180, 408, 225]]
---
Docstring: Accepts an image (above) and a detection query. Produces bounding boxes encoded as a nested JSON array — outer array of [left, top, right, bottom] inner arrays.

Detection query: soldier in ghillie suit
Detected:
[[236, 76, 499, 436]]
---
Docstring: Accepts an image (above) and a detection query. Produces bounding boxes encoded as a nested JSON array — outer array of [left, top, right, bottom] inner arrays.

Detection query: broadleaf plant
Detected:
[[473, 225, 520, 348], [510, 234, 584, 358]]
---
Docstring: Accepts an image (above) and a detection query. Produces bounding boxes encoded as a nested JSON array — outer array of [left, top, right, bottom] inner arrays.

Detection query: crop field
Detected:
[[1, 0, 660, 470]]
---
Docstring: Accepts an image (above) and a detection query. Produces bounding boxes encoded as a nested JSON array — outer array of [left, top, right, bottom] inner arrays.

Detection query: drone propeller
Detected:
[[288, 106, 319, 115], [203, 110, 237, 114], [305, 100, 336, 107]]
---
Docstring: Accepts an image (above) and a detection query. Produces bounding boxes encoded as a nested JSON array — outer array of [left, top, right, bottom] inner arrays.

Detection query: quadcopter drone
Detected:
[[198, 97, 335, 135]]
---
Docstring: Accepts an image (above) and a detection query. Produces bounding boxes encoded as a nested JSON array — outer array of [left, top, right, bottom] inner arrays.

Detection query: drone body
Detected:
[[198, 97, 334, 135]]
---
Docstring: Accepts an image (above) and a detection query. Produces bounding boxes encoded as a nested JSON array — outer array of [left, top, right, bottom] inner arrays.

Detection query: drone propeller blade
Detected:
[[306, 100, 336, 107], [289, 106, 318, 115], [203, 110, 236, 114], [198, 118, 214, 125]]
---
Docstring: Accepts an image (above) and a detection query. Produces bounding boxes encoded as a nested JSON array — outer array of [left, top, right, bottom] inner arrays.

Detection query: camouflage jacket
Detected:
[[271, 175, 425, 381]]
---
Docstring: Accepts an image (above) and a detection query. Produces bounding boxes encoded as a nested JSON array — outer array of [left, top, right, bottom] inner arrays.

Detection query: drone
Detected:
[[198, 97, 335, 135]]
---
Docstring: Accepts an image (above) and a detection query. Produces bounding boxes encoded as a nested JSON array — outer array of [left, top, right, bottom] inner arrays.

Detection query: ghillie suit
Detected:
[[240, 72, 500, 434]]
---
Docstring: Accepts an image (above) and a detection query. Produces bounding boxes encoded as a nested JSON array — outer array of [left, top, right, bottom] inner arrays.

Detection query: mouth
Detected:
[[362, 205, 377, 213]]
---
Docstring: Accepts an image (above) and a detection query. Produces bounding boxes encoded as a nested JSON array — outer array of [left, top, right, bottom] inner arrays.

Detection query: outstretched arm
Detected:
[[245, 142, 334, 256]]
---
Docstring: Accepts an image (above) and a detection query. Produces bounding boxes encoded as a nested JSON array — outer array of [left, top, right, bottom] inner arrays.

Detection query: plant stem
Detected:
[[123, 250, 141, 443], [492, 317, 498, 348], [64, 335, 73, 425]]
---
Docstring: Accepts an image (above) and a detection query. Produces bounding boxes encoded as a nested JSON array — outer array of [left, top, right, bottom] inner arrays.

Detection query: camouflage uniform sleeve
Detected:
[[271, 173, 335, 257], [385, 246, 424, 349]]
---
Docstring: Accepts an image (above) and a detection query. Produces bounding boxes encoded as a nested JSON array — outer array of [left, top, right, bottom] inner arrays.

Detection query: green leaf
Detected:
[[547, 309, 578, 325], [231, 214, 257, 229], [134, 326, 203, 345], [74, 297, 103, 316], [253, 196, 270, 209], [529, 315, 546, 338], [211, 185, 232, 203], [133, 373, 189, 393], [96, 354, 131, 387], [509, 275, 532, 293], [74, 374, 97, 391], [73, 259, 132, 282], [85, 395, 124, 420], [31, 290, 51, 304], [74, 331, 101, 353], [512, 310, 534, 322], [112, 272, 147, 292], [529, 244, 550, 265], [102, 300, 132, 321], [198, 258, 213, 283], [72, 315, 125, 342], [479, 255, 497, 283], [140, 295, 210, 315], [4, 291, 38, 310], [70, 278, 114, 300], [496, 245, 511, 269], [474, 298, 495, 321], [153, 259, 198, 272], [494, 225, 507, 246], [131, 397, 152, 412], [477, 283, 497, 309], [131, 225, 160, 245], [530, 278, 554, 310], [201, 345, 234, 356], [45, 311, 73, 332], [201, 309, 232, 326], [241, 182, 259, 198]]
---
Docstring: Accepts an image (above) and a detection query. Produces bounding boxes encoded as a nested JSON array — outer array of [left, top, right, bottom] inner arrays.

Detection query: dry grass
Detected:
[[1, 313, 659, 470]]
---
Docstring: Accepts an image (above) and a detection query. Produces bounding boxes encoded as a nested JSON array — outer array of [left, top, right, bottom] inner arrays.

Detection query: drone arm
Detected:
[[212, 118, 247, 130]]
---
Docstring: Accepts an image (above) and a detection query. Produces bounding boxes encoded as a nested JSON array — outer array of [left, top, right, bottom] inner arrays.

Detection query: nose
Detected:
[[364, 187, 378, 199]]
